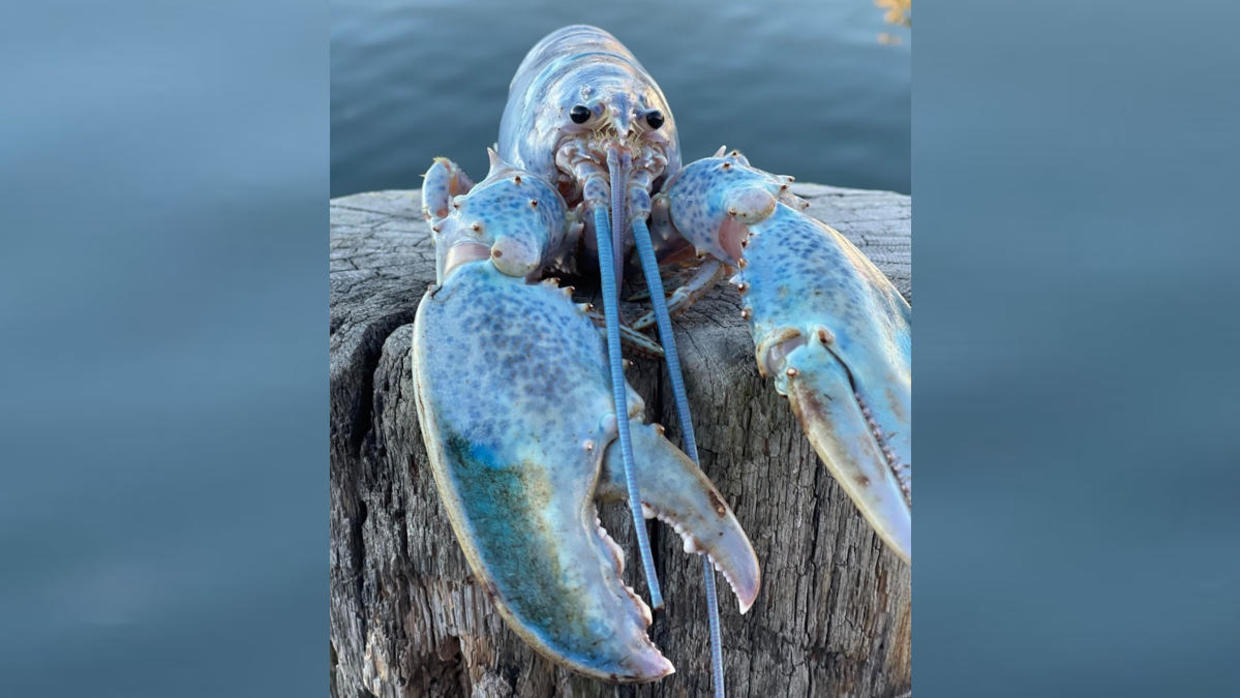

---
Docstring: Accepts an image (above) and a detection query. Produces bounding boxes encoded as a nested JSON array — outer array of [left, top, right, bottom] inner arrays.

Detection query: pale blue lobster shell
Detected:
[[412, 23, 910, 688], [498, 25, 682, 191]]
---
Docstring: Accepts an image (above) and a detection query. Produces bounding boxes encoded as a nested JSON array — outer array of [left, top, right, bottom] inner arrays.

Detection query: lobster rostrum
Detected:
[[412, 24, 910, 687]]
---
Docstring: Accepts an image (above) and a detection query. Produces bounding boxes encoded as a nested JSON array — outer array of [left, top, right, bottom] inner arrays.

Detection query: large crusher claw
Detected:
[[412, 159, 759, 682], [658, 151, 912, 563]]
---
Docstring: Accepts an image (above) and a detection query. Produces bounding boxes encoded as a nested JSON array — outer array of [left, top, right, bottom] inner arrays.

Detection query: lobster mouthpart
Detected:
[[412, 260, 759, 682]]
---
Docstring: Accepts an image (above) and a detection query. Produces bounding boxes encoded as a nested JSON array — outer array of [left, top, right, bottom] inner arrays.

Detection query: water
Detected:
[[331, 0, 910, 197], [1, 1, 327, 694]]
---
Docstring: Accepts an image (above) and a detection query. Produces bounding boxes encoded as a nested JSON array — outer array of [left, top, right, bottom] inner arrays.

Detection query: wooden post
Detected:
[[330, 183, 911, 697]]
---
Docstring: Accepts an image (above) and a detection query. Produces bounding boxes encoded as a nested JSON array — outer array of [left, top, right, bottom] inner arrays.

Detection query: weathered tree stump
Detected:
[[330, 183, 911, 698]]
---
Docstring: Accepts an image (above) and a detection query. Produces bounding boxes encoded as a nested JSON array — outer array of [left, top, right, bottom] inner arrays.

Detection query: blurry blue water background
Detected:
[[331, 0, 910, 197], [914, 1, 1240, 695], [0, 1, 327, 694]]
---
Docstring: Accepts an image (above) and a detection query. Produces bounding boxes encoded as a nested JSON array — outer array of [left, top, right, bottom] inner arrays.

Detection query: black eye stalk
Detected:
[[645, 110, 664, 129], [569, 105, 591, 124]]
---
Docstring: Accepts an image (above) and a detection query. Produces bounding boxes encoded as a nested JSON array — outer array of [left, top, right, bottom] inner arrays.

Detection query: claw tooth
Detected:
[[633, 587, 653, 626], [736, 282, 749, 294], [641, 503, 656, 520], [741, 307, 752, 320], [737, 258, 748, 269], [786, 367, 798, 378], [817, 327, 835, 345], [705, 557, 752, 614], [583, 439, 595, 452], [653, 423, 665, 435]]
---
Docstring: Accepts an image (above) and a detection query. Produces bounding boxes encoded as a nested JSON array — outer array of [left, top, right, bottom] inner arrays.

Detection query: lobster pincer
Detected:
[[412, 160, 760, 681], [654, 151, 912, 562]]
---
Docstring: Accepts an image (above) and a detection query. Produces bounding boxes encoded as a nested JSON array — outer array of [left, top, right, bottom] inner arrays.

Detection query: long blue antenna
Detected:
[[593, 205, 663, 609], [633, 216, 726, 698]]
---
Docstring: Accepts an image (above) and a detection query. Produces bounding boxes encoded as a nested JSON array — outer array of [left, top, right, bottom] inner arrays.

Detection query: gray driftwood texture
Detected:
[[330, 183, 911, 698]]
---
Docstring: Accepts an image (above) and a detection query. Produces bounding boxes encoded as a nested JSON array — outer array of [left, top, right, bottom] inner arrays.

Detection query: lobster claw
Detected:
[[598, 421, 761, 614], [660, 152, 912, 563], [760, 321, 911, 563], [412, 164, 759, 682]]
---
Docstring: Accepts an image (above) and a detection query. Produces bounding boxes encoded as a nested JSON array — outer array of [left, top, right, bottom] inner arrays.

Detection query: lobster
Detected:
[[412, 25, 910, 689]]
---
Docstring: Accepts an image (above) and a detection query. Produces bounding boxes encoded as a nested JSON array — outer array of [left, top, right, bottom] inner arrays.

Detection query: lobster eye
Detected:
[[569, 105, 591, 124], [646, 110, 664, 129]]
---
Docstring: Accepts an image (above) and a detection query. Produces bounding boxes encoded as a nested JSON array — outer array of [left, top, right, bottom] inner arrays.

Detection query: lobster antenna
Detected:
[[592, 204, 664, 610], [632, 215, 726, 698]]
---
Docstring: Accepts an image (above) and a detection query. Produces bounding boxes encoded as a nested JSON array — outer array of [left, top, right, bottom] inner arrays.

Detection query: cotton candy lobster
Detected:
[[412, 24, 910, 690]]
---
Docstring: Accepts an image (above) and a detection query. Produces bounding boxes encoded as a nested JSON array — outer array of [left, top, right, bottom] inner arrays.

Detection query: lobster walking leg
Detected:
[[630, 258, 723, 332], [584, 309, 667, 357]]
